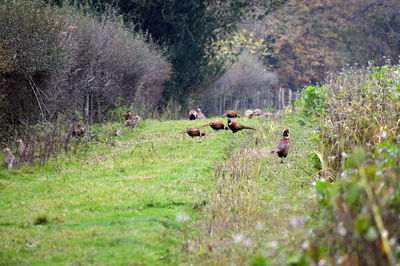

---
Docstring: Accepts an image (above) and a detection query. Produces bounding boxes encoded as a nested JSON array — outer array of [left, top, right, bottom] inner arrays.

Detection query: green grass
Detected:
[[0, 118, 256, 265], [0, 114, 318, 265], [180, 112, 319, 264]]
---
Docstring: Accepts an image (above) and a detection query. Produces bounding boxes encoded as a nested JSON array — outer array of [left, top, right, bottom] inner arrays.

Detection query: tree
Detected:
[[254, 0, 400, 90], [87, 0, 288, 107], [0, 0, 172, 130]]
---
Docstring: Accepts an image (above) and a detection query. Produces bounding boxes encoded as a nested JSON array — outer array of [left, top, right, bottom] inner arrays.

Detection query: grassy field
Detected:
[[0, 113, 318, 265]]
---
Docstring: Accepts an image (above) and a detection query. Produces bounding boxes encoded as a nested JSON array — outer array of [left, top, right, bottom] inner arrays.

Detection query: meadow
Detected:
[[0, 113, 318, 265]]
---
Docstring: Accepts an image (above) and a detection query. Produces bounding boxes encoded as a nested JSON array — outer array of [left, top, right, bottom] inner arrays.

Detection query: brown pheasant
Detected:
[[188, 109, 198, 120], [270, 129, 290, 163], [16, 139, 25, 160], [186, 127, 206, 138], [227, 119, 256, 133], [200, 121, 228, 131], [4, 148, 17, 169], [221, 110, 240, 118]]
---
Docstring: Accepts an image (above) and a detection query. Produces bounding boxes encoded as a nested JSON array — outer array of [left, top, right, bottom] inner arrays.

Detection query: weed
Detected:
[[300, 64, 400, 265], [34, 214, 49, 225]]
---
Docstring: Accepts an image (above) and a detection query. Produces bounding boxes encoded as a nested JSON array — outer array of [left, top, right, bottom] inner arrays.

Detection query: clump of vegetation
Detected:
[[298, 64, 400, 265], [33, 214, 49, 225], [319, 64, 400, 178], [0, 0, 171, 142], [296, 85, 326, 116]]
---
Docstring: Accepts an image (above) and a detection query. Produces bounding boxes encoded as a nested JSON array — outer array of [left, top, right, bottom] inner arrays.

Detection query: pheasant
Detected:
[[188, 109, 198, 120], [221, 110, 240, 118], [270, 129, 290, 163], [186, 127, 206, 138], [227, 119, 256, 133], [200, 121, 228, 131], [72, 124, 85, 137], [124, 111, 133, 121], [4, 148, 17, 169], [16, 139, 25, 160]]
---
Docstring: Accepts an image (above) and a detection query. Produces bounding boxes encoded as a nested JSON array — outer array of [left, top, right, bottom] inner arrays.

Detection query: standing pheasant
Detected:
[[227, 119, 256, 133], [188, 109, 198, 120], [270, 129, 290, 163], [16, 139, 26, 161], [221, 110, 240, 118], [200, 121, 228, 131], [186, 127, 206, 138], [4, 148, 17, 169]]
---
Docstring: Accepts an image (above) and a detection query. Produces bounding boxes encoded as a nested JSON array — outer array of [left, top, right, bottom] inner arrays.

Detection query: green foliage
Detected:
[[0, 0, 172, 131], [296, 86, 326, 116], [0, 0, 63, 74], [304, 64, 400, 265]]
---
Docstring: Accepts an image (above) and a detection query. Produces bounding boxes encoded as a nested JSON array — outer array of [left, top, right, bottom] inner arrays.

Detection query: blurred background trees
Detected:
[[256, 0, 400, 90], [1, 0, 399, 130]]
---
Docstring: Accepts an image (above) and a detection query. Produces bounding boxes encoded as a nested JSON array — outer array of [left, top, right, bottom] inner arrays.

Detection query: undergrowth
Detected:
[[297, 63, 400, 265]]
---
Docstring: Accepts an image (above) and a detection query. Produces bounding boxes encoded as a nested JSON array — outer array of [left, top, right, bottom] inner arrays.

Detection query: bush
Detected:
[[311, 142, 400, 265], [0, 0, 64, 125], [0, 0, 172, 143], [296, 85, 326, 116], [303, 64, 400, 265], [48, 6, 172, 121]]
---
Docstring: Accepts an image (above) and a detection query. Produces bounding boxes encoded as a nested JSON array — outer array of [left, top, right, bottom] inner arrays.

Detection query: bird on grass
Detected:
[[188, 109, 198, 120], [4, 148, 17, 169], [270, 129, 290, 163], [221, 110, 240, 118], [186, 127, 206, 138], [227, 119, 256, 133], [200, 121, 228, 131], [72, 124, 85, 137], [16, 139, 26, 160]]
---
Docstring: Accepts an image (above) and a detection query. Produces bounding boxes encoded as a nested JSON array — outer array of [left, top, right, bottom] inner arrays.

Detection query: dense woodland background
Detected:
[[1, 0, 400, 128]]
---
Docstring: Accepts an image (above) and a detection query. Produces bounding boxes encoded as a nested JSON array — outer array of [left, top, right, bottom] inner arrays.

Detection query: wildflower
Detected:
[[267, 241, 278, 248], [176, 213, 189, 222], [337, 256, 344, 264], [338, 222, 347, 236], [243, 238, 253, 247], [255, 222, 263, 231], [233, 233, 244, 244]]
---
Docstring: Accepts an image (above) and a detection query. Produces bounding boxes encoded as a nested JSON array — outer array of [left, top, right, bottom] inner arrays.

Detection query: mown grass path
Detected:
[[0, 118, 257, 265], [0, 115, 317, 265]]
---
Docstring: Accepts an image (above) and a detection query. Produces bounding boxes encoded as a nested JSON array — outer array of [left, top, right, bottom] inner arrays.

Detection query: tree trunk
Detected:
[[84, 93, 89, 119]]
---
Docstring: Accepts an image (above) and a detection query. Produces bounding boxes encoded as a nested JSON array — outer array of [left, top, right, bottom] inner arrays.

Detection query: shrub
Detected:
[[311, 142, 400, 265], [0, 0, 172, 143], [0, 0, 64, 125], [296, 85, 326, 116], [303, 64, 400, 265], [48, 6, 172, 121], [318, 64, 400, 178]]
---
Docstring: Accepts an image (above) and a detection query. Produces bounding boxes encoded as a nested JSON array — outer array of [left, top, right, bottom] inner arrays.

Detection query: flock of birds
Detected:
[[3, 109, 290, 169], [184, 109, 290, 163]]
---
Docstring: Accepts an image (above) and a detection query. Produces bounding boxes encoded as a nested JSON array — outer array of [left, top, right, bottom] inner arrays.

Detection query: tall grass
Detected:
[[181, 114, 319, 264], [299, 64, 400, 265], [319, 64, 400, 179]]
